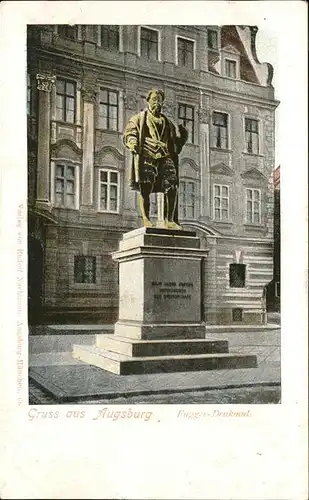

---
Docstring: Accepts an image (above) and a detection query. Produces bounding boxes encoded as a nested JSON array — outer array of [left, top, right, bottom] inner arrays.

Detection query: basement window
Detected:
[[74, 256, 96, 284], [232, 308, 243, 322]]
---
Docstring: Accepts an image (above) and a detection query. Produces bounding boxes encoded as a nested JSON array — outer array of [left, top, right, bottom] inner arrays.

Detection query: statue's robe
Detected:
[[123, 109, 187, 193]]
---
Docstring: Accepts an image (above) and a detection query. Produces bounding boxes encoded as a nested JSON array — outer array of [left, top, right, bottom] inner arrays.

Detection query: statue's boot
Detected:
[[166, 220, 182, 230], [143, 218, 153, 228]]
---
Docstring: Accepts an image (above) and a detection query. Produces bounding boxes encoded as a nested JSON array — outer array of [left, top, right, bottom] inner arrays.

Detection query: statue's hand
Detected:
[[128, 142, 138, 154], [130, 145, 138, 154]]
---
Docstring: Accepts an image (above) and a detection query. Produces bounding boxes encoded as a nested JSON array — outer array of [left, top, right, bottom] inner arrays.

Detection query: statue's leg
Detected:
[[166, 188, 182, 229], [139, 183, 153, 227], [166, 187, 177, 222]]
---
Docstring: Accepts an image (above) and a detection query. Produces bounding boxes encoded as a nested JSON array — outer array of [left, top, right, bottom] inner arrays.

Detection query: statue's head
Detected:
[[146, 89, 165, 116]]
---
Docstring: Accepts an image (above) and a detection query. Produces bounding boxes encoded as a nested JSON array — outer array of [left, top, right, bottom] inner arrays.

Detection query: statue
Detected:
[[123, 89, 188, 229]]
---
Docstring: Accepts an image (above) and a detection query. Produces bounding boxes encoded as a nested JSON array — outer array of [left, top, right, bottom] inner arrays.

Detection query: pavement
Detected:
[[28, 320, 281, 405]]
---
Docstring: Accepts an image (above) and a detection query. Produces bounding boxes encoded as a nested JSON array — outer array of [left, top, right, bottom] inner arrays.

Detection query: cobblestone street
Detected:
[[29, 324, 280, 405], [29, 380, 280, 405]]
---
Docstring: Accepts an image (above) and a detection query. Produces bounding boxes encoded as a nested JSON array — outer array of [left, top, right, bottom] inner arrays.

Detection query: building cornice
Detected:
[[33, 47, 279, 110], [206, 234, 274, 244]]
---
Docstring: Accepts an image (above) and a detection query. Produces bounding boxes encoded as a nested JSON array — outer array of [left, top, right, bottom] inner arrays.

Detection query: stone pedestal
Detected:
[[113, 227, 206, 339], [73, 228, 257, 375]]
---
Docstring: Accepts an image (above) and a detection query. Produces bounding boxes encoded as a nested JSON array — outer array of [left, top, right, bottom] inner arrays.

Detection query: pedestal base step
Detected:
[[96, 335, 229, 357], [72, 344, 257, 375]]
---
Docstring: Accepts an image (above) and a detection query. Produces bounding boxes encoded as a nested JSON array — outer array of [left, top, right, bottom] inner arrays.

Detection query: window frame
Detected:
[[57, 25, 78, 41], [207, 29, 219, 50], [245, 187, 262, 225], [179, 179, 197, 220], [229, 264, 246, 289], [51, 161, 80, 210], [99, 25, 120, 52], [55, 78, 76, 124], [232, 307, 244, 321], [178, 103, 195, 144], [275, 281, 280, 298], [74, 255, 97, 284], [98, 88, 119, 132], [213, 183, 230, 221], [244, 116, 261, 155], [138, 26, 161, 61], [212, 110, 230, 150], [53, 162, 79, 209], [224, 58, 237, 79], [98, 168, 120, 213], [175, 35, 196, 69]]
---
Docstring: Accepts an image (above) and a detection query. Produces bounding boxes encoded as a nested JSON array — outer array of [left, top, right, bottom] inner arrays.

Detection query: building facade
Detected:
[[27, 24, 278, 325]]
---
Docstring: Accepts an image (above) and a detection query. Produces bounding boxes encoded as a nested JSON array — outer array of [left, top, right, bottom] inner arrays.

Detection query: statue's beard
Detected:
[[149, 104, 161, 116]]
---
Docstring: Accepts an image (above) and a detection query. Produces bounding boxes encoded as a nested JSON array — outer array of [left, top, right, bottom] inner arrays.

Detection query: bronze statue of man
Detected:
[[123, 89, 188, 229]]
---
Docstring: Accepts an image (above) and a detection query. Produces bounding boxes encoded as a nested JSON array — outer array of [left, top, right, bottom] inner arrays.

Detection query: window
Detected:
[[140, 27, 158, 60], [58, 25, 77, 40], [179, 181, 196, 219], [275, 281, 280, 298], [178, 104, 194, 143], [213, 184, 229, 220], [101, 25, 119, 51], [99, 170, 119, 212], [56, 79, 76, 123], [27, 74, 31, 116], [212, 112, 228, 149], [74, 256, 96, 284], [232, 308, 243, 321], [208, 29, 218, 50], [245, 118, 259, 154], [246, 188, 261, 224], [55, 164, 76, 208], [99, 89, 118, 131], [229, 264, 246, 288], [225, 59, 237, 78], [177, 37, 194, 68]]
